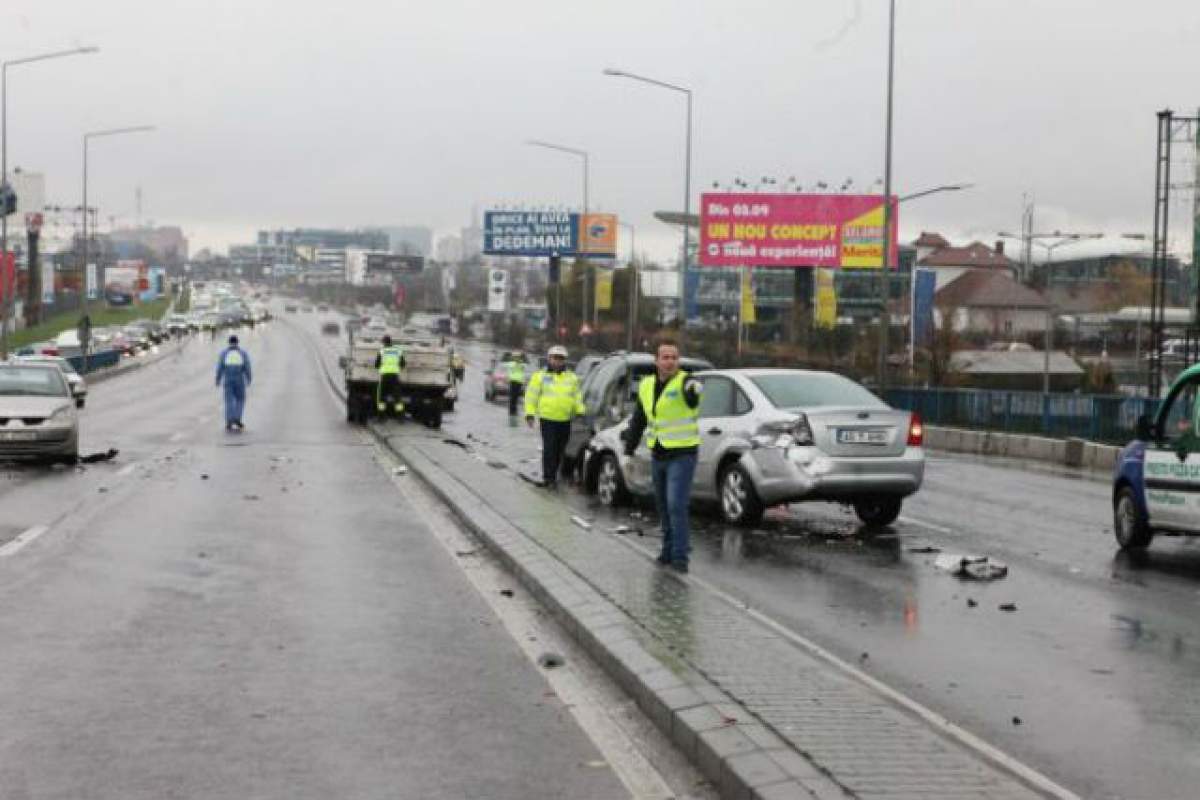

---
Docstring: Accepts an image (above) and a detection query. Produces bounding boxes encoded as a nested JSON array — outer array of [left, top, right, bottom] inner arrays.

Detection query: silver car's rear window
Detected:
[[751, 373, 886, 410], [0, 366, 68, 397]]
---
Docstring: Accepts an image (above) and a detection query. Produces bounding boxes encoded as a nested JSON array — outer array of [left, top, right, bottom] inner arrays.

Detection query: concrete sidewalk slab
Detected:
[[373, 423, 1068, 800]]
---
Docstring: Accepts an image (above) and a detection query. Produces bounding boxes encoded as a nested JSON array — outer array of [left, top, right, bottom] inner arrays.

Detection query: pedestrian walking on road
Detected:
[[374, 335, 407, 419], [215, 334, 252, 431], [623, 339, 702, 573], [505, 351, 528, 416], [525, 345, 585, 488]]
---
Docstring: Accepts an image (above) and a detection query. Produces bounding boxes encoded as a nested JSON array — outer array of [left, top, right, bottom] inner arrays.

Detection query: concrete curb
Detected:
[[925, 425, 1120, 475], [379, 432, 848, 800]]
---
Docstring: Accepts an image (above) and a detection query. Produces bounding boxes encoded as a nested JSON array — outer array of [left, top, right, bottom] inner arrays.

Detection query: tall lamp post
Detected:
[[619, 220, 637, 350], [81, 125, 155, 371], [876, 0, 897, 391], [526, 139, 589, 334], [603, 68, 692, 324], [0, 45, 99, 358]]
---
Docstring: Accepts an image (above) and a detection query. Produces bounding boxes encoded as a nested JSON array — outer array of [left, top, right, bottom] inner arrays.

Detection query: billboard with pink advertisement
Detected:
[[699, 193, 898, 269]]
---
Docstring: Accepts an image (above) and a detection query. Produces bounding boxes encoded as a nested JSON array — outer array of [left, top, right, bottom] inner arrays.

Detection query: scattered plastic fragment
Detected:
[[907, 544, 941, 554], [934, 554, 1008, 580], [201, 474, 209, 480], [80, 448, 119, 464], [999, 602, 1018, 612], [720, 715, 738, 727], [571, 515, 593, 531], [537, 652, 565, 669], [859, 652, 869, 662], [243, 494, 260, 501], [1012, 716, 1022, 726], [442, 438, 469, 449], [393, 465, 408, 475], [966, 598, 978, 608], [610, 525, 633, 534], [455, 549, 476, 557], [486, 460, 506, 469], [499, 589, 514, 598]]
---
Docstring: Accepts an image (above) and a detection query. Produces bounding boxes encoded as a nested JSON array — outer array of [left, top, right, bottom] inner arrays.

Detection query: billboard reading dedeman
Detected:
[[699, 193, 898, 268], [483, 211, 617, 258]]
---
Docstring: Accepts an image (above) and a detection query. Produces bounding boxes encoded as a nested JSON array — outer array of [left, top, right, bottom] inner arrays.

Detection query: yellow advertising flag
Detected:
[[814, 268, 836, 329], [595, 268, 613, 311], [740, 268, 756, 325]]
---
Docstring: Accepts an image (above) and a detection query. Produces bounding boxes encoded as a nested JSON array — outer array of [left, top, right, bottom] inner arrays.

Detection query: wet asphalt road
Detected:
[[353, 332, 1200, 800], [0, 323, 632, 799]]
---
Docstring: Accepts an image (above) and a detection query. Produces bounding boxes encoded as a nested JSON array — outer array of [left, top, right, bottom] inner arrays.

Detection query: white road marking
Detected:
[[376, 449, 684, 800], [610, 534, 1081, 800], [0, 525, 50, 558]]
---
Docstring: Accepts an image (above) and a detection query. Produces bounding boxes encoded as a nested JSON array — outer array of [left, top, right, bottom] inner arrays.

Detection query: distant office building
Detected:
[[256, 227, 388, 254], [8, 169, 45, 236], [436, 234, 464, 263], [460, 224, 483, 260], [380, 226, 432, 257], [110, 225, 189, 266], [231, 227, 389, 278]]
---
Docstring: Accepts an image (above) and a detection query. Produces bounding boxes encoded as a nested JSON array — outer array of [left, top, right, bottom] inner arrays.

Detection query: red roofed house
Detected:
[[933, 269, 1050, 338], [911, 232, 1018, 291]]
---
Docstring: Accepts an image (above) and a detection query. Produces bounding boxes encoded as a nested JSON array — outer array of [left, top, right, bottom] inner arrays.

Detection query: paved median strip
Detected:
[[375, 427, 1074, 800]]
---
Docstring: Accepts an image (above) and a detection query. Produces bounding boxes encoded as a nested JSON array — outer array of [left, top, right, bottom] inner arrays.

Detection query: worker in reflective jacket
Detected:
[[215, 334, 253, 431], [623, 339, 702, 573], [525, 345, 585, 488], [504, 351, 528, 416], [374, 335, 407, 418]]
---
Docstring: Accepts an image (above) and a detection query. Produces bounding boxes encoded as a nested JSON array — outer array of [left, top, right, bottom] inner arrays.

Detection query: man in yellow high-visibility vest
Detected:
[[504, 351, 528, 417], [374, 335, 406, 418], [623, 339, 702, 573], [524, 345, 585, 488]]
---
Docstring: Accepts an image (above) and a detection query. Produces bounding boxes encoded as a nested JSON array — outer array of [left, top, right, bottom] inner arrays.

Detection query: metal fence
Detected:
[[65, 350, 120, 374], [884, 387, 1162, 444]]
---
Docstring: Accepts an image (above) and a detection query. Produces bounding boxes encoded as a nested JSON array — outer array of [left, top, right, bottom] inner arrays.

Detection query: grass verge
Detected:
[[9, 298, 171, 350]]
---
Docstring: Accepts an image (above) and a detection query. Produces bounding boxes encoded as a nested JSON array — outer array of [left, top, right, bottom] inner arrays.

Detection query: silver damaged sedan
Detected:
[[583, 368, 925, 527]]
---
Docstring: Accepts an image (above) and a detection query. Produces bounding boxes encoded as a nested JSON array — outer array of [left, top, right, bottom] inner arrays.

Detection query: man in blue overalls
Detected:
[[215, 334, 252, 431]]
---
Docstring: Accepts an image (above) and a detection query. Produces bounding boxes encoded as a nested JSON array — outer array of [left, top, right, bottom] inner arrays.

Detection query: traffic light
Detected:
[[0, 183, 16, 218], [548, 253, 561, 284]]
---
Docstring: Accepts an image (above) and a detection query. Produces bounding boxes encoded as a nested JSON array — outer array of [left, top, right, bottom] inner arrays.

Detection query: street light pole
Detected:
[[876, 0, 897, 391], [619, 221, 637, 350], [603, 68, 693, 324], [81, 125, 155, 372], [0, 45, 99, 358], [525, 139, 589, 335]]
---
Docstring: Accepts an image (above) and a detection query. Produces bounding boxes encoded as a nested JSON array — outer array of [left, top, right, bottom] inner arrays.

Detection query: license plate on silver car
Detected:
[[0, 431, 37, 442], [838, 429, 887, 445]]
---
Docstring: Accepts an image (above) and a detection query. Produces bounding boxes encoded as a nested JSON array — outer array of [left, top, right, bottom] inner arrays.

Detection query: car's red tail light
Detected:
[[907, 413, 924, 447]]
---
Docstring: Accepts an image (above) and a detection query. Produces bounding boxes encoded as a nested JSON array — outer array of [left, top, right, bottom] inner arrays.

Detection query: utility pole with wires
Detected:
[[1147, 109, 1200, 397]]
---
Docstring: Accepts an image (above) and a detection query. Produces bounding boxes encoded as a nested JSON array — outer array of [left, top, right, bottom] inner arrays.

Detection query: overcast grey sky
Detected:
[[4, 0, 1200, 260]]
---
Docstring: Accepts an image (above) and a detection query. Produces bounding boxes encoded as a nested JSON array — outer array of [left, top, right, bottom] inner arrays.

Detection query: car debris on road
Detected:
[[934, 554, 1009, 580]]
